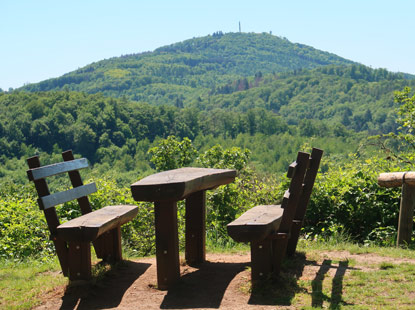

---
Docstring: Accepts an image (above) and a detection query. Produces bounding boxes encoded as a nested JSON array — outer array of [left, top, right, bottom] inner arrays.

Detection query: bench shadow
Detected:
[[312, 259, 357, 309], [160, 260, 248, 309], [59, 260, 151, 310], [248, 252, 308, 306]]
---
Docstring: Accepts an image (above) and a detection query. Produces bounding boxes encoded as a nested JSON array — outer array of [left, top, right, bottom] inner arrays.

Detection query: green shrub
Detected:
[[305, 156, 402, 243], [0, 183, 53, 259]]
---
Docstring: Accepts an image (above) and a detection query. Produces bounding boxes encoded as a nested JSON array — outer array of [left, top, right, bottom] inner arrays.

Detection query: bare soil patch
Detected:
[[32, 251, 415, 310]]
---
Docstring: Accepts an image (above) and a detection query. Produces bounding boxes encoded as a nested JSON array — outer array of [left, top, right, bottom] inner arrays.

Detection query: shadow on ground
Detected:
[[248, 252, 359, 308], [160, 260, 248, 309], [59, 260, 151, 310], [248, 252, 308, 306], [311, 259, 357, 309]]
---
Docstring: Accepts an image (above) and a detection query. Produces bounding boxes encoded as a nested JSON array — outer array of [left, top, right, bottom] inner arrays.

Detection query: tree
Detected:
[[197, 145, 250, 172], [148, 136, 197, 171], [374, 87, 415, 165]]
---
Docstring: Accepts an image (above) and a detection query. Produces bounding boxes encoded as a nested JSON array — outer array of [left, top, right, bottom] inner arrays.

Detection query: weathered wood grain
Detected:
[[227, 205, 284, 242], [287, 147, 323, 256], [378, 172, 406, 187], [27, 155, 69, 277], [131, 167, 236, 202], [57, 205, 138, 242], [27, 158, 89, 181], [397, 183, 415, 246], [38, 183, 97, 210]]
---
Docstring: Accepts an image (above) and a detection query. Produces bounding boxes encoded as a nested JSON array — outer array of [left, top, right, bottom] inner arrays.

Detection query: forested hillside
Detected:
[[2, 66, 415, 184], [20, 32, 356, 105], [2, 31, 414, 184], [0, 90, 358, 183], [198, 65, 415, 133]]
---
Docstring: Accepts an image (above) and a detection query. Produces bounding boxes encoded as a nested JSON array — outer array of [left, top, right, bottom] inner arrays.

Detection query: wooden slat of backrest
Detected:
[[62, 150, 93, 215], [38, 183, 97, 210], [278, 151, 310, 232], [292, 148, 323, 222], [286, 148, 323, 256], [27, 158, 89, 181], [27, 155, 69, 276], [287, 161, 298, 178]]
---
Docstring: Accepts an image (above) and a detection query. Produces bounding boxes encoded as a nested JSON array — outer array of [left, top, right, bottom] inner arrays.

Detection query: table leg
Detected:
[[185, 190, 206, 265], [154, 201, 180, 289], [397, 183, 415, 246]]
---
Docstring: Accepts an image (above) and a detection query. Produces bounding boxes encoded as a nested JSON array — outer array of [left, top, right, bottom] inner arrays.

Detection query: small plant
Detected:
[[379, 262, 395, 270]]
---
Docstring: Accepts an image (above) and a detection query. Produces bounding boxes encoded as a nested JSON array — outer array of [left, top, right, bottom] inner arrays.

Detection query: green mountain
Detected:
[[21, 32, 356, 105], [194, 65, 415, 133], [3, 32, 414, 184]]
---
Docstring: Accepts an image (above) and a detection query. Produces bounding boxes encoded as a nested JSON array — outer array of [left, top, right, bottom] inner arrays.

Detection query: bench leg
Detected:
[[51, 237, 70, 277], [185, 190, 206, 265], [286, 220, 302, 256], [154, 201, 180, 290], [272, 234, 289, 276], [250, 239, 273, 284], [93, 227, 123, 262], [68, 241, 91, 281]]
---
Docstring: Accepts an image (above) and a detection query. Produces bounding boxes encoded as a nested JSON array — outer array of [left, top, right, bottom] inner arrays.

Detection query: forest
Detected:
[[1, 32, 415, 260]]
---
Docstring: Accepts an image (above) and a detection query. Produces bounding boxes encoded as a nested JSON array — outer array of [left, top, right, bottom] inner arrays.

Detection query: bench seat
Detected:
[[226, 148, 323, 284], [227, 205, 283, 243], [57, 205, 138, 242]]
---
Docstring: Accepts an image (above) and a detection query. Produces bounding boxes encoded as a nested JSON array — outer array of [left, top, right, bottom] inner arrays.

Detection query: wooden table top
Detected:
[[131, 167, 236, 202]]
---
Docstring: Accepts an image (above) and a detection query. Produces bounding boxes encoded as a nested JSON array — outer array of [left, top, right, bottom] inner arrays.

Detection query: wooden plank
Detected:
[[131, 167, 236, 202], [378, 172, 406, 188], [287, 147, 323, 256], [405, 172, 415, 186], [27, 155, 70, 276], [227, 205, 284, 242], [27, 158, 89, 181], [278, 151, 310, 232], [68, 241, 91, 280], [62, 150, 93, 215], [38, 183, 97, 210], [185, 190, 206, 265], [250, 239, 273, 284], [287, 161, 297, 178], [57, 204, 138, 242], [154, 200, 180, 290], [397, 183, 415, 246], [111, 226, 123, 261], [272, 236, 289, 275], [271, 151, 309, 276]]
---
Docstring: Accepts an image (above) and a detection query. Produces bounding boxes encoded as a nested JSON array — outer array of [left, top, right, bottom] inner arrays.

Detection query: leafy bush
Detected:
[[305, 156, 402, 243], [0, 183, 53, 259]]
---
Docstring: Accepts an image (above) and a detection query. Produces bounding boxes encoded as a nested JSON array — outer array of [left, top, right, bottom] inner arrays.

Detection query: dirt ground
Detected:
[[32, 251, 415, 310]]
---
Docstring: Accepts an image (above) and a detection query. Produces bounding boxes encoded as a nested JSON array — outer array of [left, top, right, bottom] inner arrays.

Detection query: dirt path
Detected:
[[32, 251, 415, 310]]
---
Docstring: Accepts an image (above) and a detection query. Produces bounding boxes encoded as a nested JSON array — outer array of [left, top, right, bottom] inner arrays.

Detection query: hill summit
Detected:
[[21, 32, 355, 102]]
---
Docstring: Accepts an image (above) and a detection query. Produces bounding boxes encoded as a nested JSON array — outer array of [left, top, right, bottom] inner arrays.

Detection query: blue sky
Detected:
[[1, 0, 414, 90]]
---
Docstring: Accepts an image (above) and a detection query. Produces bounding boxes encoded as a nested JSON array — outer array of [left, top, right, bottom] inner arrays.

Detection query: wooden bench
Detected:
[[27, 150, 138, 281], [227, 148, 323, 283]]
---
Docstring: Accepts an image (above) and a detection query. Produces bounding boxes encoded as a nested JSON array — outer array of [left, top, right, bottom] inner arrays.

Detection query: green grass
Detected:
[[248, 239, 415, 309], [2, 240, 415, 309], [0, 258, 66, 310]]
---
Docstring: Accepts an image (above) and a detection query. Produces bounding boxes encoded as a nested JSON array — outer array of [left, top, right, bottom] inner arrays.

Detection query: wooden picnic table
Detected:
[[130, 167, 236, 289]]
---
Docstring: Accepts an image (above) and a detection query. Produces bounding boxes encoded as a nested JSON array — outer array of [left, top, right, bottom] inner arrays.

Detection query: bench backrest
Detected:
[[278, 148, 323, 233], [293, 148, 323, 223], [27, 150, 95, 234], [278, 151, 311, 233]]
